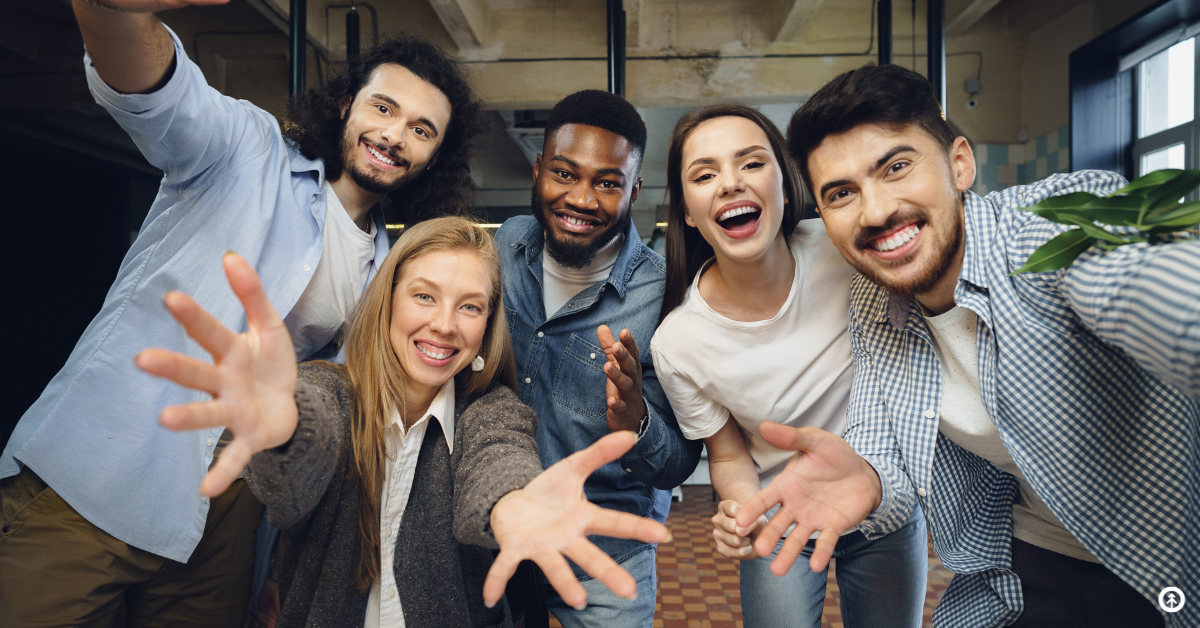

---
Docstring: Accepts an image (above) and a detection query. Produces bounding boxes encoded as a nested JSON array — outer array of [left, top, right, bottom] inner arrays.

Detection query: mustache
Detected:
[[363, 137, 411, 170], [854, 210, 927, 249]]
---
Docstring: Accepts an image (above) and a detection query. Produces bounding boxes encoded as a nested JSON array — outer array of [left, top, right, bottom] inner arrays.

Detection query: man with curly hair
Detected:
[[0, 1, 489, 625]]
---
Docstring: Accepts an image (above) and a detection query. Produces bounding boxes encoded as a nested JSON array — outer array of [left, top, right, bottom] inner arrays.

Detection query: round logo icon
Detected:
[[1158, 587, 1185, 613]]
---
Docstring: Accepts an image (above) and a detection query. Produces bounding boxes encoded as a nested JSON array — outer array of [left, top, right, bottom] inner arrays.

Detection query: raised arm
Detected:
[[72, 0, 227, 95]]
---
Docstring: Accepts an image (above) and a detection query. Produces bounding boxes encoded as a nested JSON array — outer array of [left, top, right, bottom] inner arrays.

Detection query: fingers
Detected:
[[222, 253, 283, 333], [603, 360, 636, 398], [536, 551, 589, 611], [559, 430, 637, 478], [736, 484, 781, 532], [617, 328, 641, 363], [759, 422, 827, 453], [136, 348, 221, 395], [770, 528, 811, 577], [163, 291, 237, 358], [751, 508, 792, 558], [809, 529, 839, 573], [564, 538, 637, 601], [586, 506, 672, 544], [159, 400, 230, 432], [482, 550, 521, 608], [199, 438, 252, 497]]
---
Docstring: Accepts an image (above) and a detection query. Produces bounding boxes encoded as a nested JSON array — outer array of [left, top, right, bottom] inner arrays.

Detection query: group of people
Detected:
[[0, 1, 1196, 628]]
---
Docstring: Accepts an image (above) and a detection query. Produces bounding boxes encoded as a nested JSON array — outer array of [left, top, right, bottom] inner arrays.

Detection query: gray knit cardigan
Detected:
[[246, 363, 543, 628]]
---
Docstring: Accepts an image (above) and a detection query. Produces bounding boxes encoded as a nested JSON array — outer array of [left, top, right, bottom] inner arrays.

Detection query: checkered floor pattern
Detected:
[[549, 486, 953, 628]]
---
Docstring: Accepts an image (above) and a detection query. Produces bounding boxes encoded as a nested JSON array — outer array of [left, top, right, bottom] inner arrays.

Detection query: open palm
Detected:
[[483, 431, 672, 609], [735, 422, 882, 576], [136, 253, 298, 497]]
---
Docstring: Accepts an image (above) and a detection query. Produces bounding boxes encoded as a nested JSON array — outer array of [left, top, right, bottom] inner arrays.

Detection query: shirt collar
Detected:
[[512, 215, 645, 299], [387, 384, 457, 454]]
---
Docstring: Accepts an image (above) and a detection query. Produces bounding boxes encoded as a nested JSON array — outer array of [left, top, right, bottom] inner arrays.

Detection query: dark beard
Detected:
[[532, 190, 632, 269], [852, 201, 963, 299], [340, 130, 417, 195]]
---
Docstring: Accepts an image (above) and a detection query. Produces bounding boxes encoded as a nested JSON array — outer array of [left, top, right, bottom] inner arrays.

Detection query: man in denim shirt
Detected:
[[0, 1, 486, 624], [496, 90, 702, 627]]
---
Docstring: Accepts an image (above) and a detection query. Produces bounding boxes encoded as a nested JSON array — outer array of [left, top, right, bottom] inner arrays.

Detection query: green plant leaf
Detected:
[[1111, 169, 1186, 197], [1142, 170, 1200, 212], [1056, 215, 1128, 243], [1143, 200, 1200, 227], [1010, 229, 1096, 275], [1077, 196, 1148, 226]]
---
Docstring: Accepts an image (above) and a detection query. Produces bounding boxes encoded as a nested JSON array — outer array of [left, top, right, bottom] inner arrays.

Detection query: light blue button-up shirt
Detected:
[[0, 29, 390, 562]]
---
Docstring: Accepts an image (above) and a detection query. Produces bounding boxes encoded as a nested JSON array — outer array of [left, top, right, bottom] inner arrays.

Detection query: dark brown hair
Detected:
[[786, 63, 954, 196], [283, 33, 492, 224], [658, 103, 805, 324]]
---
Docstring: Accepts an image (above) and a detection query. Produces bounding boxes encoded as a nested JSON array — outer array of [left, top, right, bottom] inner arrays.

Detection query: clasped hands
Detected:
[[713, 423, 885, 576], [135, 254, 670, 611]]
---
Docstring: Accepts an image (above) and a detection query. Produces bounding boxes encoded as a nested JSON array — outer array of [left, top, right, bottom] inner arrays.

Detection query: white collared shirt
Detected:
[[364, 384, 456, 628]]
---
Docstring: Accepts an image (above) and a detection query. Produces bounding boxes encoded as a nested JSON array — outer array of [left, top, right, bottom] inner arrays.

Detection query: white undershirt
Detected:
[[651, 221, 854, 489], [284, 182, 377, 359], [541, 233, 624, 319], [924, 306, 1099, 563], [364, 384, 456, 628]]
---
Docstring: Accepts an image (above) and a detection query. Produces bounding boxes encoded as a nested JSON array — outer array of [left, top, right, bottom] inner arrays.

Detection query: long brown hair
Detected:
[[335, 216, 516, 592], [657, 103, 806, 325]]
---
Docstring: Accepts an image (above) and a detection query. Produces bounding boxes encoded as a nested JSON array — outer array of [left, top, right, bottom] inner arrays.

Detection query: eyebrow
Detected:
[[369, 93, 441, 139], [685, 144, 770, 171], [548, 155, 627, 179], [410, 277, 488, 302], [817, 144, 918, 201]]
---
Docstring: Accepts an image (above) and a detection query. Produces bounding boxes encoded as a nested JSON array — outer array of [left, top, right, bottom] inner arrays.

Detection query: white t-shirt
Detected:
[[283, 182, 377, 359], [651, 220, 855, 488], [541, 233, 624, 319], [364, 384, 456, 628], [924, 306, 1099, 563]]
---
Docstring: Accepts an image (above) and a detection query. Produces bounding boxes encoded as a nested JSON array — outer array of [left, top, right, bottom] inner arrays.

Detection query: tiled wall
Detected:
[[973, 125, 1072, 195]]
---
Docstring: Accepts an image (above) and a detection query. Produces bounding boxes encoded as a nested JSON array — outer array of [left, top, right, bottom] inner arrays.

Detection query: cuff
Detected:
[[854, 455, 897, 541]]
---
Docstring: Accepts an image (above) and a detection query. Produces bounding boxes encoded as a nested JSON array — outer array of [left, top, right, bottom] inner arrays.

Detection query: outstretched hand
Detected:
[[136, 253, 298, 498], [734, 423, 882, 576], [596, 325, 646, 433], [483, 431, 672, 610]]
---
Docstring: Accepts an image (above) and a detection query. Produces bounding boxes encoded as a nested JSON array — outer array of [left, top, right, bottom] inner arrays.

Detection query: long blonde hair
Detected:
[[338, 216, 516, 592]]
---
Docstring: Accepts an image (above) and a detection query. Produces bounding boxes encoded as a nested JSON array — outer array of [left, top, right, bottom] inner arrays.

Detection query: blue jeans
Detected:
[[740, 506, 927, 628], [544, 547, 657, 628]]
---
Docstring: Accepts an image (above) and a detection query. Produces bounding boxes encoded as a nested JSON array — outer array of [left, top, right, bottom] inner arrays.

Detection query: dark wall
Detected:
[[0, 128, 155, 449]]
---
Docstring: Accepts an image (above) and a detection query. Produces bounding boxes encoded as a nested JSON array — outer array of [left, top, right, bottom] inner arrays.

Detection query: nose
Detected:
[[858, 184, 894, 228], [715, 167, 745, 198], [380, 119, 406, 151], [565, 183, 600, 212], [428, 302, 456, 337]]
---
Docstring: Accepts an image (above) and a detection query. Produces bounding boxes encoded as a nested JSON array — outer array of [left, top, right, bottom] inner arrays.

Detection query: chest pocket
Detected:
[[552, 334, 608, 419]]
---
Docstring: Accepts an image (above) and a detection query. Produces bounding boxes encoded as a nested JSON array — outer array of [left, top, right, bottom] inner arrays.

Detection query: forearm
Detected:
[[619, 399, 703, 489], [707, 452, 760, 506], [73, 0, 176, 94]]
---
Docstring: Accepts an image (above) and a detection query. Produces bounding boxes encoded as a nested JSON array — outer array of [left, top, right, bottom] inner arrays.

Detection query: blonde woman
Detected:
[[137, 217, 669, 627]]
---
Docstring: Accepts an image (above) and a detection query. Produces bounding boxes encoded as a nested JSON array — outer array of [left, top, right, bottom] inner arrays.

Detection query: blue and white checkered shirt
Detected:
[[847, 170, 1199, 627]]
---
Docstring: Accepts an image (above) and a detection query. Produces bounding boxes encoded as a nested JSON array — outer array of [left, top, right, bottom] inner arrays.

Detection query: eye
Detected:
[[887, 161, 909, 175], [825, 188, 854, 207], [415, 293, 433, 302], [744, 160, 766, 170], [463, 303, 484, 314], [690, 173, 714, 184], [376, 104, 389, 115], [599, 181, 619, 190], [413, 127, 429, 138], [554, 170, 574, 182]]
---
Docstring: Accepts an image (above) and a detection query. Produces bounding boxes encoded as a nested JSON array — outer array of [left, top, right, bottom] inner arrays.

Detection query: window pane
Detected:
[[1138, 37, 1195, 139], [1140, 143, 1186, 176]]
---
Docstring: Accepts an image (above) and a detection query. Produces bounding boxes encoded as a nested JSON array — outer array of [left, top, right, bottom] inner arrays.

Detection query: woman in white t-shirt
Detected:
[[649, 104, 928, 628]]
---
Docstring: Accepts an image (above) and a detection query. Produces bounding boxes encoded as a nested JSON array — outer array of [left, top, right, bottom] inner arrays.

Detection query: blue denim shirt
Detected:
[[496, 216, 702, 569], [0, 28, 389, 562]]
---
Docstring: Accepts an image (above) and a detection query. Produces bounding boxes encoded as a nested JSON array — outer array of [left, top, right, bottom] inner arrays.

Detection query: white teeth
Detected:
[[367, 144, 396, 166], [416, 343, 456, 361], [717, 206, 760, 222], [872, 225, 921, 252], [562, 215, 592, 227]]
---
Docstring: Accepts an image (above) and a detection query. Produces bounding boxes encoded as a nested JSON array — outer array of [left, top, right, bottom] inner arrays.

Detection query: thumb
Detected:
[[759, 422, 826, 453]]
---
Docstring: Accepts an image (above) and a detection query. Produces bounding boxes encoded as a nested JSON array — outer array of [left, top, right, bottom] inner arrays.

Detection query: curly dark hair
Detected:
[[283, 33, 492, 224]]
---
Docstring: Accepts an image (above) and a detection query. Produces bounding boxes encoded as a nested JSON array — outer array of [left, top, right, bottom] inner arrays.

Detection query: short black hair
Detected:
[[787, 64, 954, 194], [543, 90, 648, 165], [284, 33, 491, 224]]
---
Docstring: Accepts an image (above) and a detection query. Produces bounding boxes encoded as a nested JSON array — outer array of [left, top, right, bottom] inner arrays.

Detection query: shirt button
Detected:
[[388, 588, 396, 599], [590, 353, 596, 360], [206, 438, 213, 447], [923, 409, 936, 419], [537, 331, 544, 338], [201, 497, 209, 505], [303, 264, 312, 272], [625, 468, 632, 473], [525, 377, 531, 384], [917, 488, 928, 497]]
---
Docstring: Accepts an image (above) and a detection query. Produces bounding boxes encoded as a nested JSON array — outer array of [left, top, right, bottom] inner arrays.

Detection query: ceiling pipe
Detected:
[[878, 0, 892, 65], [927, 0, 946, 106], [346, 4, 360, 61], [607, 0, 626, 97], [290, 0, 306, 95]]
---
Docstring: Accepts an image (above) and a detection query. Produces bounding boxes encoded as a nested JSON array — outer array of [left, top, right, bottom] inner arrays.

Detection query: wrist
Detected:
[[490, 490, 520, 534]]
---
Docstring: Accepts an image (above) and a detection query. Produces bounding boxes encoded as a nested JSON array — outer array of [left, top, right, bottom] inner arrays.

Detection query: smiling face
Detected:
[[388, 249, 491, 404], [338, 63, 453, 196], [681, 116, 787, 263], [531, 123, 643, 268], [808, 123, 975, 300]]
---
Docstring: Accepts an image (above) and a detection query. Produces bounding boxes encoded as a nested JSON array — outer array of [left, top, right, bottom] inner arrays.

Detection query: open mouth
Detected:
[[363, 141, 401, 169], [866, 222, 924, 257], [554, 211, 601, 234], [414, 341, 459, 365], [716, 203, 762, 239]]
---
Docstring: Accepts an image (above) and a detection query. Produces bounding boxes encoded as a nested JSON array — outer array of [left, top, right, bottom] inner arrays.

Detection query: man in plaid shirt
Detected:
[[730, 64, 1196, 627]]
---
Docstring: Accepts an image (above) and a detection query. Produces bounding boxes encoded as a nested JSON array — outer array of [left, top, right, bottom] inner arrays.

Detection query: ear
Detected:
[[532, 153, 543, 183], [338, 94, 353, 119], [684, 209, 696, 228], [949, 136, 976, 193], [630, 176, 643, 204]]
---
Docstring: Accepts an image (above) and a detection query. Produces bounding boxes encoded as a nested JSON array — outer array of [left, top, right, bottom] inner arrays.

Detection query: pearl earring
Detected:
[[471, 355, 485, 372]]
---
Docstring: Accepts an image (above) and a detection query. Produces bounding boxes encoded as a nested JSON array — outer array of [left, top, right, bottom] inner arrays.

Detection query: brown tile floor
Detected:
[[550, 486, 953, 628]]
